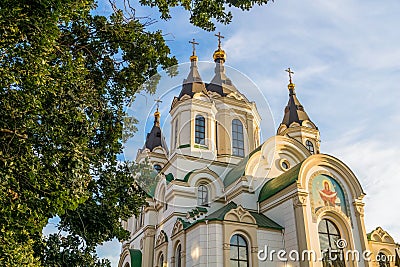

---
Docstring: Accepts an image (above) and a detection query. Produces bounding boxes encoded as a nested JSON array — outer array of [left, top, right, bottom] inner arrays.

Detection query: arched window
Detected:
[[306, 140, 315, 154], [318, 219, 344, 267], [197, 185, 209, 206], [229, 234, 249, 267], [160, 187, 167, 211], [158, 253, 164, 267], [378, 252, 390, 267], [154, 164, 162, 173], [175, 244, 182, 267], [232, 119, 245, 157], [174, 119, 178, 148], [195, 115, 205, 145]]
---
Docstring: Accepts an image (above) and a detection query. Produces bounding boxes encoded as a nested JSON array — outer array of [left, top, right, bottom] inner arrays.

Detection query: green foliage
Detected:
[[42, 234, 111, 267], [0, 0, 271, 265]]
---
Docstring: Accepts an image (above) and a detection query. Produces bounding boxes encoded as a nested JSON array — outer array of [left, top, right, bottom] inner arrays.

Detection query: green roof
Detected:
[[144, 173, 175, 198], [183, 170, 195, 182], [249, 211, 283, 230], [177, 217, 191, 229], [205, 202, 238, 220], [258, 161, 303, 203], [165, 173, 174, 183], [201, 202, 282, 230], [224, 145, 262, 187], [129, 249, 142, 267]]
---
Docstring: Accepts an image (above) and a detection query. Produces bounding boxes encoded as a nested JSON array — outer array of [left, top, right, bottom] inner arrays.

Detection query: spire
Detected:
[[144, 99, 169, 153], [281, 68, 314, 128], [207, 32, 238, 96], [177, 38, 206, 99]]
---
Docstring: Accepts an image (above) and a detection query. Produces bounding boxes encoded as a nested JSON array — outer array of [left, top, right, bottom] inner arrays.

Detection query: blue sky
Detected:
[[92, 0, 400, 265]]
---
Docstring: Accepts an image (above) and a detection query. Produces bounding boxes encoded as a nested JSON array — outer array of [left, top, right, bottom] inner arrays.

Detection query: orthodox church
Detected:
[[118, 36, 399, 267]]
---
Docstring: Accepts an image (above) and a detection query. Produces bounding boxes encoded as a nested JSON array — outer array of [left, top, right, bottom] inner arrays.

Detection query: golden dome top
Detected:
[[288, 83, 295, 90], [213, 48, 226, 61], [190, 55, 198, 61]]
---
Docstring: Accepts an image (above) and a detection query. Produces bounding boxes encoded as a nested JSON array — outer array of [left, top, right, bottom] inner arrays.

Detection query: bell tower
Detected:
[[277, 68, 320, 154], [169, 39, 218, 161]]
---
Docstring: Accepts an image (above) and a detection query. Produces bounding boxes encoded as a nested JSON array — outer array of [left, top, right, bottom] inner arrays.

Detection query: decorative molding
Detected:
[[224, 205, 256, 224], [353, 200, 365, 217], [171, 220, 184, 237], [315, 206, 352, 226], [293, 191, 309, 208], [223, 243, 230, 250], [144, 228, 156, 238], [155, 230, 168, 247], [251, 247, 259, 253]]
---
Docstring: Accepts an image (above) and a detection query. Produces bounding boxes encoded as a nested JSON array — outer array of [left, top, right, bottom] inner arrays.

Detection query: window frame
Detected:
[[378, 252, 390, 267], [158, 253, 164, 267], [195, 115, 206, 145], [229, 234, 249, 267], [318, 219, 345, 267], [174, 119, 178, 148], [154, 164, 162, 173], [232, 119, 245, 157], [175, 244, 182, 267], [197, 184, 209, 207], [306, 140, 315, 154]]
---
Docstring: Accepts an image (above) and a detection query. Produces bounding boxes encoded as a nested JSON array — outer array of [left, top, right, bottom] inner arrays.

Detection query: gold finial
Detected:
[[189, 38, 199, 61], [213, 32, 226, 61], [285, 68, 295, 89], [154, 98, 162, 126]]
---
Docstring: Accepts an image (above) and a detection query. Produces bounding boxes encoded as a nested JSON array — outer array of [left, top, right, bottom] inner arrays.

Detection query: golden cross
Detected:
[[154, 98, 162, 111], [285, 68, 294, 84], [215, 32, 224, 49], [189, 38, 199, 56]]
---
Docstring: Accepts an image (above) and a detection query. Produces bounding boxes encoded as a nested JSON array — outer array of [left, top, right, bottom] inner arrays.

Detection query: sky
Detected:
[[92, 0, 400, 265]]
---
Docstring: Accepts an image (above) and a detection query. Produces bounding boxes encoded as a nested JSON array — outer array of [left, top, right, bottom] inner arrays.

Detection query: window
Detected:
[[197, 185, 209, 206], [215, 121, 218, 150], [378, 252, 390, 267], [281, 160, 290, 170], [154, 164, 162, 173], [161, 187, 167, 211], [174, 119, 178, 148], [306, 140, 315, 154], [158, 254, 164, 267], [175, 244, 182, 267], [232, 119, 245, 157], [318, 219, 344, 267], [230, 234, 249, 267], [195, 115, 205, 145]]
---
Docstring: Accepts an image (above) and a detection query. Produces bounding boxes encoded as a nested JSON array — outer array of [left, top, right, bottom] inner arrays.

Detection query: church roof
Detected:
[[143, 110, 169, 153], [206, 59, 239, 96], [203, 202, 283, 230], [224, 145, 262, 187], [178, 59, 207, 99], [258, 161, 304, 203], [280, 83, 315, 128]]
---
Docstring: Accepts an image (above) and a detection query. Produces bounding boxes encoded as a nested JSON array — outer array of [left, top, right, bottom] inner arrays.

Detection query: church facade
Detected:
[[118, 39, 399, 267]]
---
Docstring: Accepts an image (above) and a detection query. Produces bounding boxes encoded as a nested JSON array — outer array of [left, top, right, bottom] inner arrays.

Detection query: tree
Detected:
[[0, 0, 271, 265]]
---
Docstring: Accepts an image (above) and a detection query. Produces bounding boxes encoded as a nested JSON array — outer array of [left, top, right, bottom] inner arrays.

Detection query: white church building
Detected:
[[118, 38, 399, 267]]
